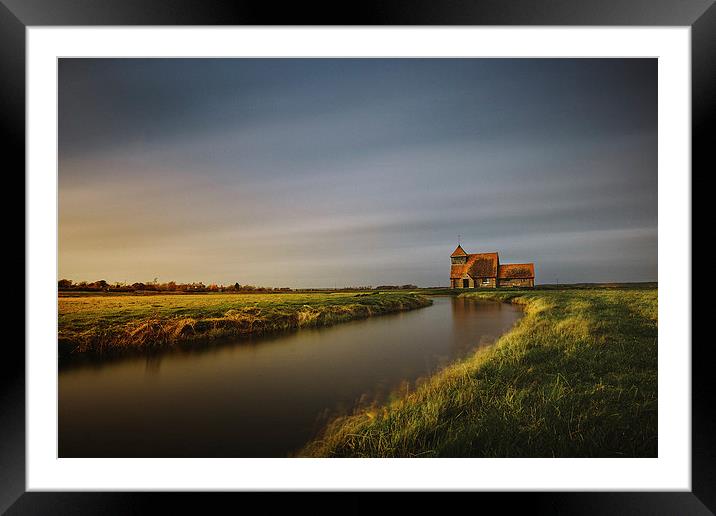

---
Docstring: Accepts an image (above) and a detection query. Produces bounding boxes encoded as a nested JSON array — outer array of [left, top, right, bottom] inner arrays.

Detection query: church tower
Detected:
[[450, 244, 468, 265]]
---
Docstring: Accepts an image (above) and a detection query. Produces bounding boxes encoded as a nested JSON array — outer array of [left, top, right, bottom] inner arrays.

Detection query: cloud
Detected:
[[59, 59, 657, 286]]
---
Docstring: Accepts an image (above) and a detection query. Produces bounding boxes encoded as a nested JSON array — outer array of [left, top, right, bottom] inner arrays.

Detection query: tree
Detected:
[[234, 282, 241, 290], [58, 279, 73, 289]]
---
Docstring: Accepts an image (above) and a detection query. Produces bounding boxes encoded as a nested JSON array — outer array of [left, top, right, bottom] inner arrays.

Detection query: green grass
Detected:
[[301, 287, 657, 457], [58, 291, 432, 355]]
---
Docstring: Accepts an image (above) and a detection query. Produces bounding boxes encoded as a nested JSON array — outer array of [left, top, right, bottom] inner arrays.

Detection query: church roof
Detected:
[[466, 252, 499, 278], [498, 263, 535, 279], [450, 245, 468, 257], [450, 251, 500, 278]]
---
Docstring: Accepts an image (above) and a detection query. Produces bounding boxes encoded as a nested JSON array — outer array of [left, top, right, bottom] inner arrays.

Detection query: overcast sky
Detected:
[[59, 58, 657, 287]]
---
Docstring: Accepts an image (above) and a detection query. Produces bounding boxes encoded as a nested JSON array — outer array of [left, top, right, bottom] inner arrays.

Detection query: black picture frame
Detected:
[[4, 0, 711, 513]]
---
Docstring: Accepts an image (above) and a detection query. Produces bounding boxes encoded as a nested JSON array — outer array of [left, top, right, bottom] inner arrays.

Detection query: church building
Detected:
[[450, 245, 535, 288]]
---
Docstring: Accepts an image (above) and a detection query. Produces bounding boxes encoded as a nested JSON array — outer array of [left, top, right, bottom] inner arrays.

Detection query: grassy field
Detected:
[[58, 291, 431, 355], [301, 287, 657, 457]]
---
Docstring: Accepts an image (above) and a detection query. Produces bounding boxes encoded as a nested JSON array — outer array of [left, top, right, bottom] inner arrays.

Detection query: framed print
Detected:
[[4, 0, 712, 513]]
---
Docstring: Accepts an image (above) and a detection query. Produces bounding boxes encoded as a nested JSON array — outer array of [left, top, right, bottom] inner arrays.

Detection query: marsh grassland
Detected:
[[301, 287, 657, 457], [58, 286, 657, 458], [58, 291, 431, 355]]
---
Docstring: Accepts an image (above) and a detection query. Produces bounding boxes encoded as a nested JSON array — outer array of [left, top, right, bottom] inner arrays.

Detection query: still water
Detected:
[[59, 297, 522, 457]]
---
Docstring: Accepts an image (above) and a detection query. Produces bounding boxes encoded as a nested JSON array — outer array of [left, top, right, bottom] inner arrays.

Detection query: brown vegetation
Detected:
[[59, 292, 432, 356]]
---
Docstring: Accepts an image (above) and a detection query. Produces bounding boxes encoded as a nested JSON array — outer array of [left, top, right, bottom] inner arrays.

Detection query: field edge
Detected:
[[58, 292, 432, 356]]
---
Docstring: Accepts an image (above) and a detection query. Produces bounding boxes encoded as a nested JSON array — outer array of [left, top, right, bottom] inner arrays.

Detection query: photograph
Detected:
[[57, 57, 658, 459], [4, 0, 709, 508]]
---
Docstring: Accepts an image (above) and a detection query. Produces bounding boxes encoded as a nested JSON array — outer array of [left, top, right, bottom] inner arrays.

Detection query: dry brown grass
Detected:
[[59, 292, 431, 355]]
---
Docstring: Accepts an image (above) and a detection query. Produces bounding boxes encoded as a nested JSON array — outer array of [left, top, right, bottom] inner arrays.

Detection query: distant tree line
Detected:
[[58, 279, 419, 293], [57, 279, 294, 293]]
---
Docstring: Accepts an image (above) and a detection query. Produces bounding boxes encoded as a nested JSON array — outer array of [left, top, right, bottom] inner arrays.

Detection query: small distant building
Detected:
[[450, 245, 534, 288]]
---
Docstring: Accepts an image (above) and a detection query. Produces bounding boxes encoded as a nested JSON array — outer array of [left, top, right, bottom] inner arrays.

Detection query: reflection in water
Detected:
[[144, 355, 162, 374], [59, 297, 522, 457], [451, 297, 514, 350]]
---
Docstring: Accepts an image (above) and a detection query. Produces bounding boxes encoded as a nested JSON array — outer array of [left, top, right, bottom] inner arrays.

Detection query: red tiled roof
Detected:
[[498, 263, 535, 279], [467, 252, 499, 278], [451, 252, 499, 279], [450, 245, 468, 257]]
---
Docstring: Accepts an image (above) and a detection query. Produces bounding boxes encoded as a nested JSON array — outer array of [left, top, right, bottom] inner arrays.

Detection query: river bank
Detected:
[[58, 291, 432, 356], [301, 287, 658, 457], [59, 296, 521, 457]]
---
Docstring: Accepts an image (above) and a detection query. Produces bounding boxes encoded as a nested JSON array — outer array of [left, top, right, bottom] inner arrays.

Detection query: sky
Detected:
[[58, 58, 657, 287]]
